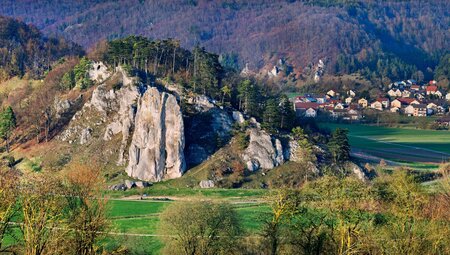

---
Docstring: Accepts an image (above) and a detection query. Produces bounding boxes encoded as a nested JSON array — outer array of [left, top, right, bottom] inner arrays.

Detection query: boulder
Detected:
[[124, 180, 135, 189], [109, 183, 127, 191], [199, 180, 215, 188], [232, 111, 245, 124], [89, 62, 111, 83], [242, 128, 284, 171], [126, 87, 186, 181], [79, 127, 92, 144], [135, 181, 152, 188]]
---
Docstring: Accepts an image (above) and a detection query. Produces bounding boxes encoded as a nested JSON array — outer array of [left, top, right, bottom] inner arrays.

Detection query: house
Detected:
[[345, 97, 353, 104], [358, 98, 368, 108], [407, 79, 417, 85], [387, 89, 402, 98], [305, 108, 317, 118], [391, 98, 419, 108], [370, 101, 383, 111], [412, 104, 427, 117], [376, 98, 390, 108], [416, 93, 425, 101], [329, 109, 347, 119], [401, 90, 411, 98], [411, 85, 421, 91], [435, 90, 443, 98], [334, 103, 345, 110], [426, 102, 438, 111], [426, 85, 438, 95], [404, 105, 415, 116], [390, 99, 403, 108], [390, 107, 400, 113], [327, 89, 337, 98], [348, 90, 356, 97], [294, 102, 320, 117]]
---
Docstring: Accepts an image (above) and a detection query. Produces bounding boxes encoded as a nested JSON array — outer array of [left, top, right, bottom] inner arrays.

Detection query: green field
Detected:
[[323, 123, 450, 167], [105, 199, 269, 254]]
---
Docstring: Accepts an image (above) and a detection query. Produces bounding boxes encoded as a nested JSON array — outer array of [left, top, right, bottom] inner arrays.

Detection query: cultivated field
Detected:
[[324, 123, 450, 167], [106, 193, 269, 254]]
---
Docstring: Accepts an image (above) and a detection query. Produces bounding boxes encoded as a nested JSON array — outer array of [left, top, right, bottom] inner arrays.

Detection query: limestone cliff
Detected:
[[60, 66, 185, 182], [126, 87, 185, 181], [242, 128, 284, 171]]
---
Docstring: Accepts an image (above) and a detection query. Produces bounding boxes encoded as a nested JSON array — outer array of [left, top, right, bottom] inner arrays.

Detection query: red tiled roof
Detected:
[[295, 102, 320, 110], [426, 85, 438, 92], [398, 98, 416, 104], [376, 98, 389, 102]]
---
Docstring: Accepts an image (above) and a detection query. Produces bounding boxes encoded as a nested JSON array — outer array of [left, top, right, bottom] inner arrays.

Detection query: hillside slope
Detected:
[[0, 1, 448, 79]]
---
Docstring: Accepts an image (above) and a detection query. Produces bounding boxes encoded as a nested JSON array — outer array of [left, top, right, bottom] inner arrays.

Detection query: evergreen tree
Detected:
[[327, 128, 350, 163], [0, 106, 16, 153], [262, 99, 281, 132], [279, 95, 295, 130]]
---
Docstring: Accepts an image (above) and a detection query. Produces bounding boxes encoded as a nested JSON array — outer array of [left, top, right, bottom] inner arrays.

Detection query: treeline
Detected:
[[0, 1, 448, 81], [102, 37, 296, 132], [160, 166, 450, 255], [0, 16, 83, 81], [2, 162, 447, 254]]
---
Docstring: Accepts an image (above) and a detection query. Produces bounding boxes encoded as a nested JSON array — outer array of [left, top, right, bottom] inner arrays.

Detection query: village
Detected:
[[292, 79, 450, 127]]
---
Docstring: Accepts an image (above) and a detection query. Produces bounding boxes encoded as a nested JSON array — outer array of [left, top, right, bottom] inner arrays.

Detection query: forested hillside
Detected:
[[0, 0, 448, 82], [0, 16, 83, 81]]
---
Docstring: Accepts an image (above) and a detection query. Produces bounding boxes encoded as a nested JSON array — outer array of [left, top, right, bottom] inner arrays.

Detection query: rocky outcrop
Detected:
[[126, 87, 185, 181], [89, 62, 111, 83], [184, 96, 233, 167], [103, 84, 141, 165], [199, 180, 215, 188], [243, 128, 284, 171], [61, 66, 185, 182]]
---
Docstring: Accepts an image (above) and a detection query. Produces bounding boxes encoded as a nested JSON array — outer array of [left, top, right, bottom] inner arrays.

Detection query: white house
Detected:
[[345, 97, 353, 104], [370, 101, 383, 111], [327, 89, 337, 97], [305, 108, 317, 118], [401, 90, 411, 98], [388, 89, 402, 98], [348, 90, 356, 97]]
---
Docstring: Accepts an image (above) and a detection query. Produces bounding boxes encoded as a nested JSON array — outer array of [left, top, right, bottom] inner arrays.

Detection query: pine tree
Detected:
[[0, 106, 16, 153], [327, 128, 350, 163], [279, 95, 295, 130], [262, 99, 281, 132]]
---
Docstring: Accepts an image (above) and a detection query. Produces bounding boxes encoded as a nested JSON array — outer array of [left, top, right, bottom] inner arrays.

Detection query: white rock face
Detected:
[[242, 128, 284, 171], [232, 111, 245, 124], [89, 62, 111, 83], [103, 85, 140, 165], [126, 87, 185, 181]]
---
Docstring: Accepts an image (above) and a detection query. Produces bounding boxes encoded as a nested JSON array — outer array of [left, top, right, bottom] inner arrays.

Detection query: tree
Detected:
[[237, 79, 258, 116], [0, 106, 16, 153], [262, 99, 281, 132], [64, 163, 108, 255], [0, 168, 19, 253], [279, 95, 295, 130], [327, 128, 350, 163], [220, 85, 231, 105], [262, 189, 301, 255], [159, 201, 241, 255], [291, 127, 316, 164], [20, 173, 67, 255]]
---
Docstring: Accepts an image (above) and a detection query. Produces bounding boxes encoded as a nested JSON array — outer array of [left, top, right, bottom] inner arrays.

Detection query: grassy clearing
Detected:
[[106, 199, 268, 254], [323, 123, 450, 165]]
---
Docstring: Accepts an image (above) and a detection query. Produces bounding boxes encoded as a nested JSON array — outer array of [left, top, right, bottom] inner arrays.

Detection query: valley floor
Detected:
[[323, 123, 450, 170]]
